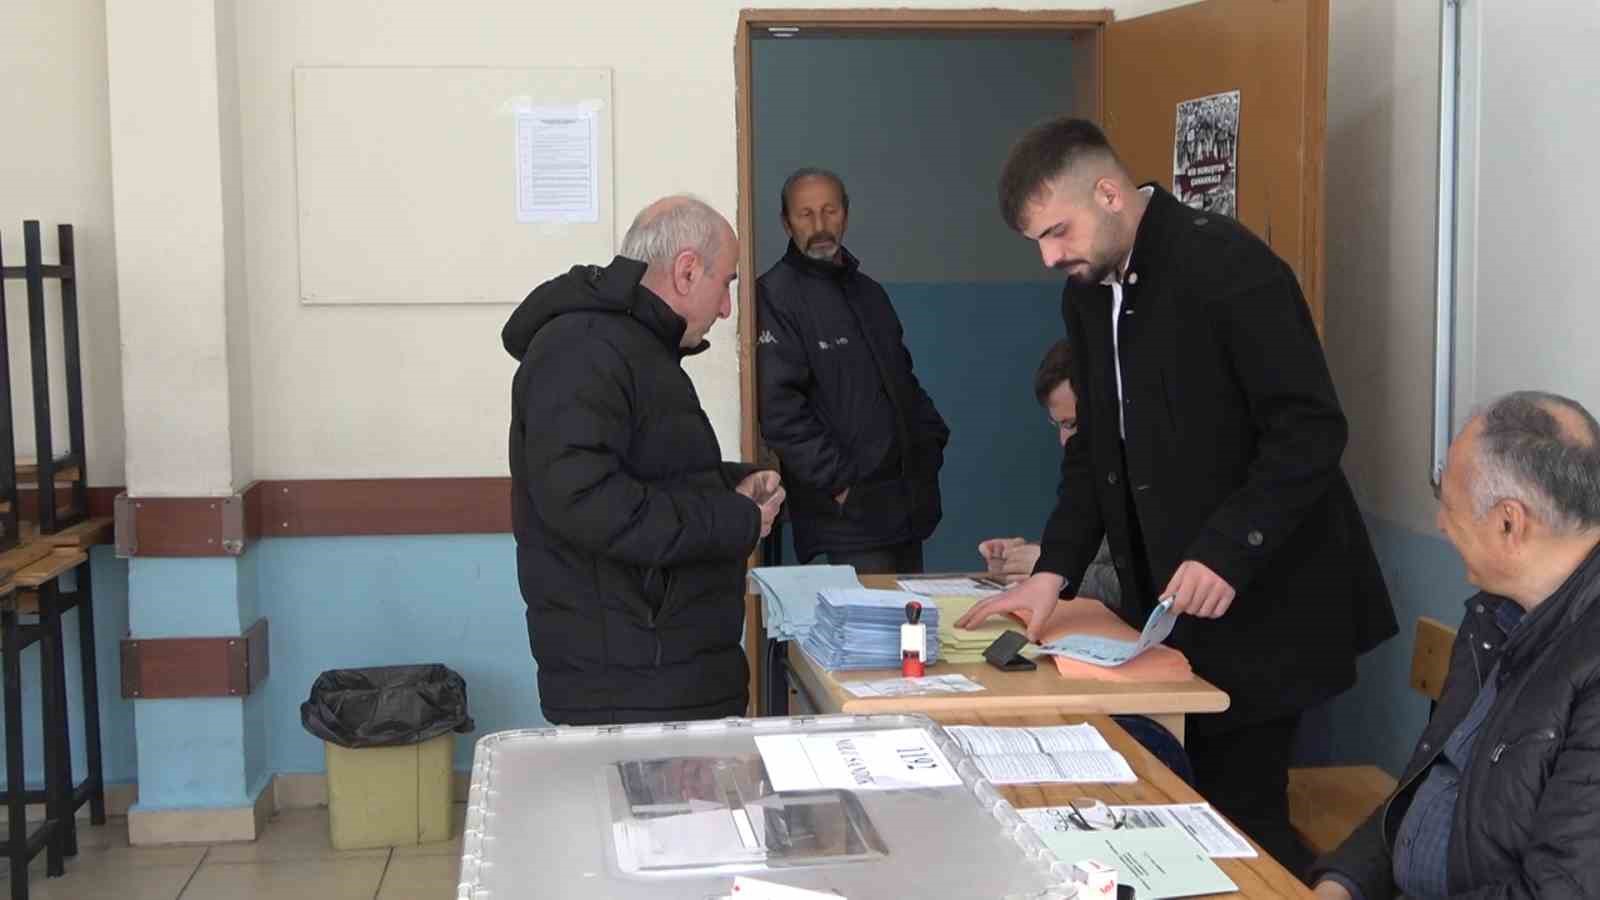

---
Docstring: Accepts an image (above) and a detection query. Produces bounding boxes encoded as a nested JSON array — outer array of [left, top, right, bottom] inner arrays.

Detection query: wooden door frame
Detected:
[[733, 8, 1111, 463]]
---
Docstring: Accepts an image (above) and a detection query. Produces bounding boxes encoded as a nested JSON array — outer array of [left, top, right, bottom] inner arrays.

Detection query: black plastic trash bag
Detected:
[[300, 664, 475, 749]]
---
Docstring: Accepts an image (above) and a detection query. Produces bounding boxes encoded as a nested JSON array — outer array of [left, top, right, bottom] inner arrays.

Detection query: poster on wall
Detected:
[[1172, 90, 1240, 217]]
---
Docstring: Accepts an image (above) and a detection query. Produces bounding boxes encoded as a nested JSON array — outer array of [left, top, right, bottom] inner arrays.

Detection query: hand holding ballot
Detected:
[[1161, 560, 1236, 619]]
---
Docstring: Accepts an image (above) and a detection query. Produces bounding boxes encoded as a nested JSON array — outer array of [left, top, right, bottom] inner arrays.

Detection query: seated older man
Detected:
[[1311, 390, 1600, 898]]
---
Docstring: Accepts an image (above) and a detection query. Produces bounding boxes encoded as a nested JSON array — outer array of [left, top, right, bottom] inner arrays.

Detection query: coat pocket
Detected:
[[1489, 727, 1558, 764]]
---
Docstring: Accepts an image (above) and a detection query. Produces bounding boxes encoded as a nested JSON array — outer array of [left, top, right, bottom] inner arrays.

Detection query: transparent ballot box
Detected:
[[458, 714, 1077, 899]]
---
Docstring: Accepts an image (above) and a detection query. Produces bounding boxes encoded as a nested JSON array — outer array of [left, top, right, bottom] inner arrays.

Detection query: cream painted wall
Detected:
[[1322, 0, 1442, 535], [1453, 2, 1600, 422], [232, 0, 1188, 479], [0, 0, 125, 486], [106, 0, 246, 495]]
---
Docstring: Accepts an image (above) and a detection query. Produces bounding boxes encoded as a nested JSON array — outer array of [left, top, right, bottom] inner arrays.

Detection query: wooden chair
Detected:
[[1287, 616, 1456, 857]]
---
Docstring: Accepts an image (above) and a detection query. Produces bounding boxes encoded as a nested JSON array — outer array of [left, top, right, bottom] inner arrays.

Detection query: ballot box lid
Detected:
[[457, 713, 1075, 899]]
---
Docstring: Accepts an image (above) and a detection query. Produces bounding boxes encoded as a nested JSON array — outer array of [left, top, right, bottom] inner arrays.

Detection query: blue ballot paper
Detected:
[[1037, 597, 1178, 667], [799, 589, 940, 671], [749, 565, 863, 642]]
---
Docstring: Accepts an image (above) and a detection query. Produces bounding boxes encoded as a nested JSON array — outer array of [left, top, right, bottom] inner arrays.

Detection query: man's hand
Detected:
[[953, 573, 1065, 642], [756, 487, 785, 538], [736, 470, 780, 503], [1311, 881, 1352, 900], [834, 487, 850, 506], [977, 538, 1041, 585], [737, 471, 785, 539], [978, 537, 1025, 570], [1163, 560, 1236, 618]]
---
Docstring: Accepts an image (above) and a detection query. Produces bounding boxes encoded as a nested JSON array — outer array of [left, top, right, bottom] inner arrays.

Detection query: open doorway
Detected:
[[734, 3, 1329, 572], [737, 11, 1103, 572]]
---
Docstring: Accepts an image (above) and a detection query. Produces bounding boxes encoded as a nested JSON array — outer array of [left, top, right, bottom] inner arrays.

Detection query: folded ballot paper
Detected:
[[1037, 597, 1178, 667], [798, 589, 940, 671], [748, 566, 863, 643]]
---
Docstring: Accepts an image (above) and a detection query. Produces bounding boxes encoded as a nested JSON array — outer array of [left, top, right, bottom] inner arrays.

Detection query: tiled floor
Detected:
[[2, 805, 465, 899]]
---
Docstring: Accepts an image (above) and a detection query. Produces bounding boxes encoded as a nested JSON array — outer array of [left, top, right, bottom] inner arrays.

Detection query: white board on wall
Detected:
[[292, 66, 613, 305]]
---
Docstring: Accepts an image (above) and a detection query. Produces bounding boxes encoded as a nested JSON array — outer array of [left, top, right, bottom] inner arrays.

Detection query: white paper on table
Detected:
[[755, 729, 960, 792], [973, 751, 1137, 785], [946, 724, 1113, 756], [1020, 803, 1257, 858], [514, 105, 600, 223], [896, 577, 1002, 596], [840, 673, 984, 698]]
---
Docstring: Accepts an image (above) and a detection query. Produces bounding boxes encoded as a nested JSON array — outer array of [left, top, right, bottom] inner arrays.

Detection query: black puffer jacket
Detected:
[[504, 256, 762, 725], [1311, 541, 1600, 898], [756, 243, 948, 560]]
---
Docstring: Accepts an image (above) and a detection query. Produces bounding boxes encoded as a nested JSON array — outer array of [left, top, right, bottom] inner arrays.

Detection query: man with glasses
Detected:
[[978, 339, 1121, 610]]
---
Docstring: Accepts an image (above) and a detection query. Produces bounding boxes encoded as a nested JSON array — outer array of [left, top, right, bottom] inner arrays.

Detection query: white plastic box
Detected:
[[457, 714, 1078, 899]]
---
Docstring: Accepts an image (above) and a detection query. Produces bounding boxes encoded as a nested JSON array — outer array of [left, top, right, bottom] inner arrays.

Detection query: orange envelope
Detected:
[[1013, 599, 1193, 683]]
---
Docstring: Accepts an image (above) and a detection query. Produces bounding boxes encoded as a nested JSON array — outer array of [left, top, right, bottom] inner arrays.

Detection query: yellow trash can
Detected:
[[325, 732, 454, 850]]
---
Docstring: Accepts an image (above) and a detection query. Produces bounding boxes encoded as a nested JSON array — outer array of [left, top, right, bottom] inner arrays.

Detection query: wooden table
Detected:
[[786, 642, 1227, 744], [753, 573, 1230, 743], [966, 710, 1313, 899]]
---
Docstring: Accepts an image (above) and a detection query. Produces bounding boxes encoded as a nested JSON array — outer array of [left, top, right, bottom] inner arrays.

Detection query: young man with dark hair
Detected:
[[959, 118, 1397, 875]]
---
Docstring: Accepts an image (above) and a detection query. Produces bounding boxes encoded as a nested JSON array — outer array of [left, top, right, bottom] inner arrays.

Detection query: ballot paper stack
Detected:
[[799, 589, 941, 671], [748, 566, 863, 643], [931, 595, 1015, 664]]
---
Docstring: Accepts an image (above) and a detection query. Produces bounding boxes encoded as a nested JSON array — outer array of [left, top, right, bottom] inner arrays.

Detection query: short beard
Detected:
[[802, 233, 839, 261], [1056, 258, 1118, 286]]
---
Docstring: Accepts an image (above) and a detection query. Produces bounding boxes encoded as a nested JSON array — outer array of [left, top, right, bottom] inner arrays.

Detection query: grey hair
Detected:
[[618, 195, 723, 269], [780, 167, 849, 217], [1469, 390, 1600, 532]]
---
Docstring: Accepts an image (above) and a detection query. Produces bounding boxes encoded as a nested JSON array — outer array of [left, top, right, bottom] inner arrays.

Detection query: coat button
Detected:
[[1114, 556, 1130, 569], [1476, 604, 1485, 614], [1107, 472, 1119, 486], [1127, 272, 1139, 286], [1247, 530, 1264, 547]]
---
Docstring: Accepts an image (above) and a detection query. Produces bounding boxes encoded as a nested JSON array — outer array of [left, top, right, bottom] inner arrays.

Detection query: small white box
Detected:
[[1073, 859, 1118, 899]]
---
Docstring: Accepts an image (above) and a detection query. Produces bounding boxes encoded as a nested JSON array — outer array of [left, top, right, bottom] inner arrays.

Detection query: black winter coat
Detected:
[[1311, 542, 1600, 899], [756, 243, 949, 560], [504, 256, 762, 725], [1036, 185, 1396, 732]]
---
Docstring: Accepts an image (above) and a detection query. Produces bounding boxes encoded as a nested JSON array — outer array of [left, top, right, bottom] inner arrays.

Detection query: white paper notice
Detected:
[[840, 673, 984, 698], [755, 729, 960, 792], [945, 724, 1136, 784], [946, 724, 1112, 755], [515, 105, 599, 223], [972, 752, 1136, 785]]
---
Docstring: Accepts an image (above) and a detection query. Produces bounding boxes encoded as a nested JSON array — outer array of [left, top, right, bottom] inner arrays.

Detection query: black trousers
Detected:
[[1186, 714, 1314, 880], [825, 541, 924, 575], [1116, 442, 1312, 879]]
